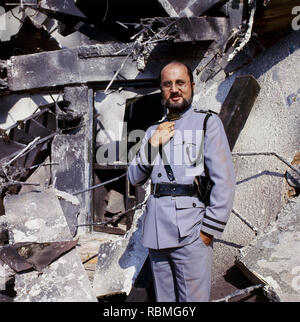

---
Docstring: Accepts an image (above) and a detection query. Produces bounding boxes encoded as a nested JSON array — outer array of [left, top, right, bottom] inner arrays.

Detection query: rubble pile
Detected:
[[0, 0, 299, 302]]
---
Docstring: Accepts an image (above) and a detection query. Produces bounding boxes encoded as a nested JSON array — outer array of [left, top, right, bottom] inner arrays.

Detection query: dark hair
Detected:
[[158, 61, 194, 85]]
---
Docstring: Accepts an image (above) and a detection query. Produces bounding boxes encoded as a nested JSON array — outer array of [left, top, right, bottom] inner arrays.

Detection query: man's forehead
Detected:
[[161, 63, 189, 78]]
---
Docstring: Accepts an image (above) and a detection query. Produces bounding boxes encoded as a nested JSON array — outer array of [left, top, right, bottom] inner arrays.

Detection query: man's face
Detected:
[[160, 63, 194, 112]]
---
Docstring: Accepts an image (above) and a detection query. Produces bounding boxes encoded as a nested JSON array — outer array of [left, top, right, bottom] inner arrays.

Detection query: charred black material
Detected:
[[219, 75, 261, 150]]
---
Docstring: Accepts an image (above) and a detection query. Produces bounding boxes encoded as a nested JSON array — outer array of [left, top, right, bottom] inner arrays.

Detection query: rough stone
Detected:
[[0, 256, 15, 292], [4, 189, 97, 302], [105, 190, 125, 214], [236, 196, 300, 302], [19, 156, 51, 194], [193, 30, 300, 300], [76, 232, 121, 284], [51, 133, 90, 232], [93, 203, 148, 297], [0, 216, 8, 246]]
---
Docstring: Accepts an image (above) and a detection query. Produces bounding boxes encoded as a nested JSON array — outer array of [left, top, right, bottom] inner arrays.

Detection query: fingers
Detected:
[[150, 122, 175, 147], [158, 121, 175, 132]]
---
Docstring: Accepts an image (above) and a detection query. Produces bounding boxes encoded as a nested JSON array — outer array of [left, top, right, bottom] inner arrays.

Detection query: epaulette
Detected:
[[193, 109, 218, 115]]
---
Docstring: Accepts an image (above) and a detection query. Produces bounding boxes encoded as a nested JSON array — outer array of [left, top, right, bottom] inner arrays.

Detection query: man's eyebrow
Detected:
[[162, 79, 186, 83]]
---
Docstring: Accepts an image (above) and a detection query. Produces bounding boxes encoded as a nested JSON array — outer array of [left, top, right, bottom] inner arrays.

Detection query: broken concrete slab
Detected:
[[0, 6, 25, 42], [0, 138, 25, 161], [19, 156, 51, 194], [24, 7, 49, 29], [93, 205, 148, 298], [51, 133, 89, 232], [50, 21, 118, 49], [157, 0, 222, 17], [105, 190, 125, 215], [62, 86, 94, 233], [4, 189, 97, 301], [0, 216, 8, 246], [0, 93, 61, 130], [236, 195, 300, 302], [39, 0, 87, 20], [141, 17, 230, 42], [7, 42, 205, 91], [193, 30, 300, 300], [0, 256, 15, 292], [0, 239, 78, 272], [76, 232, 121, 284]]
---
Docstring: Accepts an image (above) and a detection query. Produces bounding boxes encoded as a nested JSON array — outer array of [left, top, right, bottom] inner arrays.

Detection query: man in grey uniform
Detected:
[[127, 61, 235, 302]]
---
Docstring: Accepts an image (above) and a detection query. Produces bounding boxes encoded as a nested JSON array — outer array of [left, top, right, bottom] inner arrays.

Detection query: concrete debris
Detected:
[[0, 239, 78, 272], [4, 189, 97, 302], [236, 195, 300, 302], [213, 283, 264, 302], [51, 133, 88, 233], [105, 190, 125, 215], [93, 206, 148, 298], [38, 0, 87, 20], [0, 216, 8, 246], [157, 0, 222, 17], [0, 6, 24, 42], [0, 0, 298, 303], [140, 16, 230, 41], [0, 256, 15, 291]]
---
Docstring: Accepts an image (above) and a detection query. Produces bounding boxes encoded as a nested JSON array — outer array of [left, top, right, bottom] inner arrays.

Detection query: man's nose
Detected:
[[170, 83, 178, 92]]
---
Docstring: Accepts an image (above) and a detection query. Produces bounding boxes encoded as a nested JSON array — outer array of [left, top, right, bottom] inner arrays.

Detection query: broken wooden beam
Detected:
[[218, 75, 261, 150]]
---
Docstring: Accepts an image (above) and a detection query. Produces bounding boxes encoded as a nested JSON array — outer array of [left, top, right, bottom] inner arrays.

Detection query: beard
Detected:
[[164, 94, 193, 112]]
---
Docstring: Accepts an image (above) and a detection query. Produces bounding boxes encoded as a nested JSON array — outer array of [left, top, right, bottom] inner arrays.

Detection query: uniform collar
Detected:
[[166, 104, 193, 121]]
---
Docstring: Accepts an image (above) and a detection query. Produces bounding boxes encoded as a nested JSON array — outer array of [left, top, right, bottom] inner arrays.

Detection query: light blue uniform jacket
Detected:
[[128, 105, 235, 250]]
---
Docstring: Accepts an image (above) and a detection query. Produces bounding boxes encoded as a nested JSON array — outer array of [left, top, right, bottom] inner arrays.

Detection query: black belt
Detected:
[[151, 183, 198, 197]]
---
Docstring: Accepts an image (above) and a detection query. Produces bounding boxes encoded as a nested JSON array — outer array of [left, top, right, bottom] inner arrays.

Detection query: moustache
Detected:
[[170, 93, 182, 98]]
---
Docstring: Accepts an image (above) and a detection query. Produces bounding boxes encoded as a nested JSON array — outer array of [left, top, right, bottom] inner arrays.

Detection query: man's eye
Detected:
[[177, 81, 185, 86]]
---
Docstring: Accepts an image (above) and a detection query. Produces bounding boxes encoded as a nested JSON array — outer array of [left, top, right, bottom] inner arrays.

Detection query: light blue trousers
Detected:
[[149, 236, 213, 302]]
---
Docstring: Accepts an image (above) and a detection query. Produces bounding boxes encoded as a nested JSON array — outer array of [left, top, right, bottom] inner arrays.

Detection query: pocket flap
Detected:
[[175, 196, 205, 209]]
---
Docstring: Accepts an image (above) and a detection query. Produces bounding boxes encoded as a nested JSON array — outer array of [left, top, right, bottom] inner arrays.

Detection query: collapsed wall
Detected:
[[0, 0, 299, 302]]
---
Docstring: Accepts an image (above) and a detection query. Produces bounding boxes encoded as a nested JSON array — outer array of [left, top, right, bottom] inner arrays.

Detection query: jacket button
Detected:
[[192, 203, 196, 207], [158, 173, 162, 177]]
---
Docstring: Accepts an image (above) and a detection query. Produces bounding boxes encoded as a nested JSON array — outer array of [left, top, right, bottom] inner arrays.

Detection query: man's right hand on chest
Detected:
[[149, 122, 175, 147]]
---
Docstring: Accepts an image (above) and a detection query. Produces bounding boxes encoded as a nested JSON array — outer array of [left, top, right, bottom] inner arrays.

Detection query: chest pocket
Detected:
[[184, 136, 204, 166], [184, 140, 197, 165], [183, 137, 205, 177]]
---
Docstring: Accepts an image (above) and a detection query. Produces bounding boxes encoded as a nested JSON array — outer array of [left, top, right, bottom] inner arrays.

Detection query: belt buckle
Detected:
[[171, 181, 176, 200]]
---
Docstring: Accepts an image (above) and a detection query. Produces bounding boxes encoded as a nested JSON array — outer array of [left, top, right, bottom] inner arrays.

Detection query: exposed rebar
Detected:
[[73, 172, 127, 196], [231, 208, 259, 235], [232, 151, 300, 176], [75, 200, 147, 228], [213, 283, 264, 302]]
